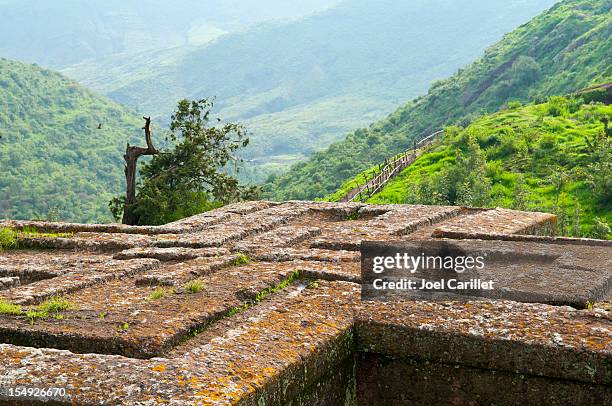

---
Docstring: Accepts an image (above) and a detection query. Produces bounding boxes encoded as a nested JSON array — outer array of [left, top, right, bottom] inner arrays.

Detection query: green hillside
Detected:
[[265, 0, 611, 200], [332, 95, 612, 237], [63, 0, 556, 182], [0, 58, 144, 222]]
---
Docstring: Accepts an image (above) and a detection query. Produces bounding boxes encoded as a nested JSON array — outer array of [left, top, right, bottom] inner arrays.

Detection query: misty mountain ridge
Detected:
[[60, 0, 557, 182], [0, 0, 341, 68]]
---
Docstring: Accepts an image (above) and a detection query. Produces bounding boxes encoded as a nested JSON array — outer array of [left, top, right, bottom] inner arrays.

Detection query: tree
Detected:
[[405, 175, 449, 206], [547, 166, 569, 207], [509, 56, 540, 86], [584, 127, 611, 208], [592, 217, 611, 240], [111, 98, 258, 225], [446, 131, 492, 207], [511, 173, 528, 210], [114, 116, 158, 225], [571, 203, 582, 238]]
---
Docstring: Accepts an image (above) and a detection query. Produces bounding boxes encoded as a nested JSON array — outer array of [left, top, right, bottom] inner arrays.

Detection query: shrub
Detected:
[[546, 96, 569, 117], [485, 160, 504, 180], [506, 100, 523, 110], [538, 134, 557, 150], [498, 128, 518, 156]]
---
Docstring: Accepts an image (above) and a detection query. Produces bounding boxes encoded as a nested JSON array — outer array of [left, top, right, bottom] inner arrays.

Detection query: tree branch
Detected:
[[121, 116, 159, 225], [142, 116, 157, 153]]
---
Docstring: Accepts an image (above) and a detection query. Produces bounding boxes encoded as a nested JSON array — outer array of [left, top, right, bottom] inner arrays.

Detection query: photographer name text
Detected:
[[372, 278, 495, 290]]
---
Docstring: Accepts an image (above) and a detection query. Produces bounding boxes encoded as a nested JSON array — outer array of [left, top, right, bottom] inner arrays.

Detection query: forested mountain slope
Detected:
[[361, 95, 611, 237], [62, 0, 557, 182], [265, 0, 611, 200], [0, 58, 144, 222]]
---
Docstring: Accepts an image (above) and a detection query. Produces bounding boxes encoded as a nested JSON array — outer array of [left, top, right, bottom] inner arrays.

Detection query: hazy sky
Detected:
[[0, 0, 342, 67]]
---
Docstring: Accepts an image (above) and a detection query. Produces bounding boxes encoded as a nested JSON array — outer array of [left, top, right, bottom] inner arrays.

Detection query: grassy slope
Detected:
[[63, 0, 557, 182], [265, 0, 611, 200], [366, 98, 611, 236], [0, 58, 143, 222]]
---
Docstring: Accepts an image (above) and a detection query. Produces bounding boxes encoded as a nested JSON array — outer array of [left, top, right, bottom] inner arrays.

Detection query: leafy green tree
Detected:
[[552, 200, 570, 237], [584, 129, 611, 208], [546, 96, 570, 117], [446, 132, 492, 207], [511, 174, 529, 210], [405, 175, 449, 206], [111, 99, 259, 225], [547, 167, 570, 207], [571, 203, 582, 238], [404, 131, 492, 208], [509, 56, 541, 87], [592, 217, 611, 240]]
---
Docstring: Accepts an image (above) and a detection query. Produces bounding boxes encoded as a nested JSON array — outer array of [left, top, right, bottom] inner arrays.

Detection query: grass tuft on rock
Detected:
[[39, 294, 72, 313], [26, 294, 73, 324], [148, 286, 172, 300], [185, 280, 204, 294], [0, 300, 22, 316], [232, 253, 251, 266], [0, 228, 17, 250]]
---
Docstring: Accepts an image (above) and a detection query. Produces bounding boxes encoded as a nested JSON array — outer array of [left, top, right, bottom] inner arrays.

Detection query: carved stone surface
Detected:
[[0, 201, 609, 405]]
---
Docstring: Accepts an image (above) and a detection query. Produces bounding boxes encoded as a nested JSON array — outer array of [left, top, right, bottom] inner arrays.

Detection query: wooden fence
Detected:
[[340, 129, 444, 203]]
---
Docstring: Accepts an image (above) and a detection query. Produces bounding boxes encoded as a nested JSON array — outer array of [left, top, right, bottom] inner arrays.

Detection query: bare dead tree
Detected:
[[122, 116, 158, 225]]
